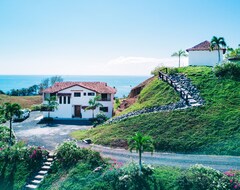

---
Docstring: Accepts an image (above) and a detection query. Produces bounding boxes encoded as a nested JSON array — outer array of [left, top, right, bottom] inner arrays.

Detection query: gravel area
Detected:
[[12, 111, 92, 150]]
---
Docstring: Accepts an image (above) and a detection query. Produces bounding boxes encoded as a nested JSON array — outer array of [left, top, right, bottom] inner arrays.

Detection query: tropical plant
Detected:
[[128, 132, 154, 174], [44, 96, 58, 119], [171, 50, 188, 68], [226, 46, 240, 60], [85, 95, 103, 118], [0, 102, 21, 145], [210, 36, 227, 64]]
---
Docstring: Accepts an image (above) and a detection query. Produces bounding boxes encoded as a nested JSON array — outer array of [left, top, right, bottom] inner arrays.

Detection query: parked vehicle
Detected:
[[13, 109, 30, 121]]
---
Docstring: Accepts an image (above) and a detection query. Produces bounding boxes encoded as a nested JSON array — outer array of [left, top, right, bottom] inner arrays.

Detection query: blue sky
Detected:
[[0, 0, 239, 75]]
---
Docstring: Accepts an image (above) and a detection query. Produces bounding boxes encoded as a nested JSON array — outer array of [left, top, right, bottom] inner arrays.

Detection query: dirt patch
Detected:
[[110, 139, 128, 149]]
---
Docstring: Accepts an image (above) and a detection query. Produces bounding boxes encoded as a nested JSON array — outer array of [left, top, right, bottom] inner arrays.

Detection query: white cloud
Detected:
[[101, 56, 188, 75]]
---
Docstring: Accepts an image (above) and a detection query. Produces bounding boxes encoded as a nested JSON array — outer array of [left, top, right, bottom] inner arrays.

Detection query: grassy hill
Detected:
[[71, 66, 240, 155], [117, 77, 180, 115], [0, 94, 41, 108]]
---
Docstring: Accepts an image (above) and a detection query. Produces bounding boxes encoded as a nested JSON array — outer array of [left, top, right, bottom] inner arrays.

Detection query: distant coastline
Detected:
[[0, 75, 150, 98]]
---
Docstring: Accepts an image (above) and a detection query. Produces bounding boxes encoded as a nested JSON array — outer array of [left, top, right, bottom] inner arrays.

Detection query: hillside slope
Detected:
[[72, 66, 240, 155], [0, 94, 41, 108]]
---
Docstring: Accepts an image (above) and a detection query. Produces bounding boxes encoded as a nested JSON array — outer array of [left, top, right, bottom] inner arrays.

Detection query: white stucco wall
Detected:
[[188, 50, 223, 67], [42, 85, 114, 119]]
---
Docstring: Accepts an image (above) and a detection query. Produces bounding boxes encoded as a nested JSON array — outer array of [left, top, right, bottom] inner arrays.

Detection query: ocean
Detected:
[[0, 75, 150, 98]]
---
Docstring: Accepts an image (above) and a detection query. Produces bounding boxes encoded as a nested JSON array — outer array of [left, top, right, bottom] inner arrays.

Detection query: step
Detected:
[[31, 179, 42, 185], [47, 158, 54, 162], [44, 162, 52, 166], [41, 165, 51, 170], [34, 175, 45, 180], [25, 184, 38, 189], [48, 153, 56, 158], [190, 103, 202, 107], [38, 170, 48, 175], [188, 99, 198, 104]]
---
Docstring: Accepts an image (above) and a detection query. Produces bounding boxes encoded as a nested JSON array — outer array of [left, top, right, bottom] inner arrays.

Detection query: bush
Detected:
[[97, 162, 156, 190], [178, 164, 230, 190], [93, 113, 108, 127], [31, 104, 42, 111], [56, 141, 104, 168], [215, 62, 240, 80]]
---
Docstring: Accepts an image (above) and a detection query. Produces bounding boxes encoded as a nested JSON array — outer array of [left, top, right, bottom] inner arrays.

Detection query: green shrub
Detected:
[[98, 162, 156, 190], [178, 164, 230, 190], [31, 104, 42, 111], [93, 113, 108, 127], [215, 62, 240, 80], [56, 141, 104, 168]]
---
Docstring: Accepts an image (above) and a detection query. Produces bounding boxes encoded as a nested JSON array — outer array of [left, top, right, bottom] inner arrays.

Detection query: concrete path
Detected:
[[78, 142, 240, 172], [12, 111, 92, 150]]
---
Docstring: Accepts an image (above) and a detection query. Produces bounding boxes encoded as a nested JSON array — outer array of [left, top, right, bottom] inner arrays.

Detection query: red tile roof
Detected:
[[42, 82, 117, 94], [186, 40, 225, 52]]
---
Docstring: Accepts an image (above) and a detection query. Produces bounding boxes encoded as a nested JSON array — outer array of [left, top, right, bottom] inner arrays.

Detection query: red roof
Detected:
[[186, 40, 226, 52], [42, 82, 117, 94]]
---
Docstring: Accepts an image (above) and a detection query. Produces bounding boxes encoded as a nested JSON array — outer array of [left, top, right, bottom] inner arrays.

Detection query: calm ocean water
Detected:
[[0, 75, 150, 98]]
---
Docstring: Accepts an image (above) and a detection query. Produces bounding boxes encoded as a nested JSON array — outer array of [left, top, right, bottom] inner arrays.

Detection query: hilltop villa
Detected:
[[42, 82, 117, 119], [186, 40, 226, 66]]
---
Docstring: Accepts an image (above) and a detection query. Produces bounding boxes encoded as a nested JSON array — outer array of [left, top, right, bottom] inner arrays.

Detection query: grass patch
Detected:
[[71, 66, 240, 155], [0, 95, 41, 108], [117, 77, 180, 115]]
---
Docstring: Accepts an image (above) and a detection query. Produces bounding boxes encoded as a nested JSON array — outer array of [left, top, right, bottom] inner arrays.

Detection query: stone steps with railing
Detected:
[[105, 69, 204, 124]]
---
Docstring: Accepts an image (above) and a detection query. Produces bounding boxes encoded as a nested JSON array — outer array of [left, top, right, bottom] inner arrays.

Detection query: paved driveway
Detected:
[[12, 111, 92, 151]]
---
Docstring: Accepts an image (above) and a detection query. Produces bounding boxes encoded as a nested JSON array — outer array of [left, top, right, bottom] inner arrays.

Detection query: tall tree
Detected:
[[171, 50, 188, 67], [44, 96, 59, 119], [0, 103, 21, 145], [50, 76, 63, 86], [85, 95, 103, 118], [210, 36, 227, 64], [128, 132, 154, 174]]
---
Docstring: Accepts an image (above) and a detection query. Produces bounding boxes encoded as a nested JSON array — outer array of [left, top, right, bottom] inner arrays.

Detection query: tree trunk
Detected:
[[9, 118, 12, 146], [218, 47, 220, 64], [48, 111, 50, 118], [139, 148, 142, 175], [178, 55, 181, 68], [92, 110, 94, 118]]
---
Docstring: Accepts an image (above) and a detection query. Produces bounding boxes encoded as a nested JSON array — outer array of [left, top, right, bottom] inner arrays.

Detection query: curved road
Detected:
[[11, 112, 240, 172]]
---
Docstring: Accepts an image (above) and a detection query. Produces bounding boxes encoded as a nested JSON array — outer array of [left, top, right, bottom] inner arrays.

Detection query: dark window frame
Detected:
[[100, 107, 108, 112], [63, 96, 66, 104], [59, 96, 62, 104], [74, 92, 81, 97], [88, 92, 95, 96]]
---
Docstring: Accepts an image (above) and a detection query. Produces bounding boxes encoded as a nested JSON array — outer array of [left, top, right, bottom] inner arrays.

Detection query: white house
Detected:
[[186, 40, 226, 67], [42, 82, 117, 119]]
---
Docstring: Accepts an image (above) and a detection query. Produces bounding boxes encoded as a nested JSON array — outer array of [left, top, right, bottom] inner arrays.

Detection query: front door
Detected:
[[74, 105, 81, 118]]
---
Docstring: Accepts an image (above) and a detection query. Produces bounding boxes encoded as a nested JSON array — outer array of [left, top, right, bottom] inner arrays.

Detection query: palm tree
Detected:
[[85, 95, 103, 118], [0, 102, 21, 145], [128, 132, 154, 174], [171, 50, 188, 68], [45, 96, 58, 119], [210, 36, 227, 64]]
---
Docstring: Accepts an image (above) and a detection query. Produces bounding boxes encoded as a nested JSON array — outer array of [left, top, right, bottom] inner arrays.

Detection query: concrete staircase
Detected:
[[25, 152, 55, 189]]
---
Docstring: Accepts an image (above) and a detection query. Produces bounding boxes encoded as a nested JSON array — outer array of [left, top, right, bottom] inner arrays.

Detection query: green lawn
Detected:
[[71, 66, 240, 155]]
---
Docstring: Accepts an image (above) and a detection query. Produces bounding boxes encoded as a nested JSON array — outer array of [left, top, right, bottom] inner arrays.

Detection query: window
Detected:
[[68, 96, 71, 104], [74, 92, 81, 97], [101, 93, 110, 101], [59, 96, 62, 104], [63, 96, 66, 104], [100, 107, 108, 112], [88, 92, 95, 96], [83, 92, 86, 96]]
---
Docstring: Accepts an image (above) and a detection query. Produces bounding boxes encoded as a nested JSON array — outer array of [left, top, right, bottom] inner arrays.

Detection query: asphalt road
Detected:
[[11, 111, 240, 172], [78, 143, 240, 172]]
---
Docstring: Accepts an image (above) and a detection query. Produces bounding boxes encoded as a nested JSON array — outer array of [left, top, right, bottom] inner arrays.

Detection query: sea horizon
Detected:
[[0, 75, 151, 98]]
